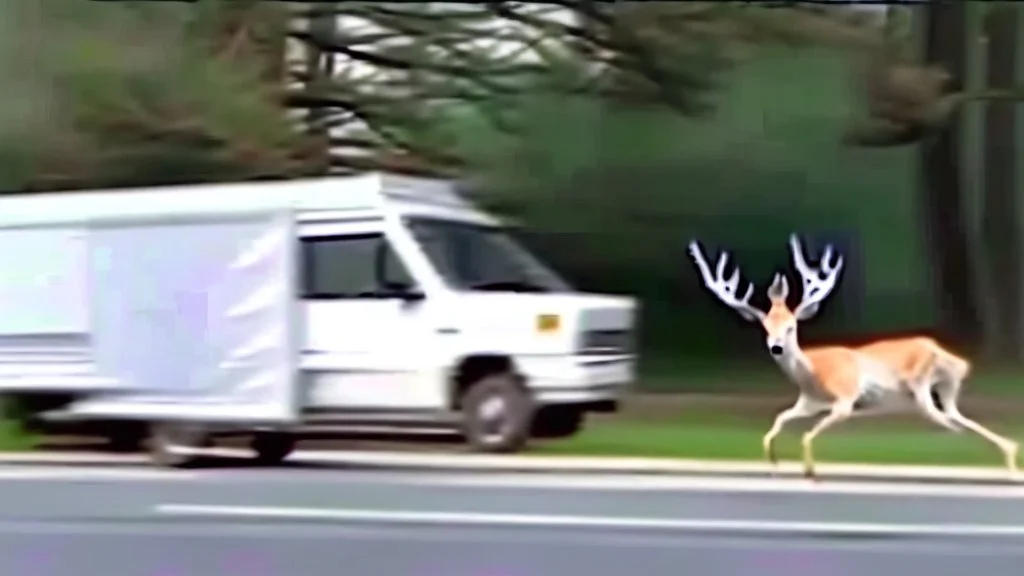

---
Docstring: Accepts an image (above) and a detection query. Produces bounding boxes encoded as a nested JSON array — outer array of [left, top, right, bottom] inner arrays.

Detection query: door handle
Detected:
[[437, 328, 459, 334]]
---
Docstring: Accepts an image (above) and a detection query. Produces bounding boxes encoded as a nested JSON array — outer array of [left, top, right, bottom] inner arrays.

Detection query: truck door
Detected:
[[299, 222, 446, 410]]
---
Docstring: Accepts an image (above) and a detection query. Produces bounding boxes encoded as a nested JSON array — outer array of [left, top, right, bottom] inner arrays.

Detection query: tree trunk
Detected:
[[981, 5, 1022, 360], [918, 3, 983, 350]]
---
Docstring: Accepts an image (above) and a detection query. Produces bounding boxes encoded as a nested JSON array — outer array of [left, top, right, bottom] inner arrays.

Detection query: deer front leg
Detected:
[[762, 396, 824, 473], [801, 402, 854, 481]]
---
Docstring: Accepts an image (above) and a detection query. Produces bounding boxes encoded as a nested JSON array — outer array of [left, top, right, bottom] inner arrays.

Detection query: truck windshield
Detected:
[[405, 217, 573, 293]]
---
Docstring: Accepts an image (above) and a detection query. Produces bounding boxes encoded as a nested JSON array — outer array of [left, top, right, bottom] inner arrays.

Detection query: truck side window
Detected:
[[301, 234, 415, 299]]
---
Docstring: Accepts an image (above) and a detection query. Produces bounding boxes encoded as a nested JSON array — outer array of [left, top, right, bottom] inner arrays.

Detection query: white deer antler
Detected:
[[788, 233, 844, 319], [688, 240, 766, 322]]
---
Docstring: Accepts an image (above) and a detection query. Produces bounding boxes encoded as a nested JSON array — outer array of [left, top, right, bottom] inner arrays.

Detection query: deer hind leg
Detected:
[[936, 377, 1020, 479], [913, 384, 961, 432], [903, 350, 961, 432], [762, 396, 826, 473], [928, 385, 963, 431]]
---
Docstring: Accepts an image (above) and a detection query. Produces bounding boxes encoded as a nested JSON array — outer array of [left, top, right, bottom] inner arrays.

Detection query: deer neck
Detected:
[[772, 341, 818, 392]]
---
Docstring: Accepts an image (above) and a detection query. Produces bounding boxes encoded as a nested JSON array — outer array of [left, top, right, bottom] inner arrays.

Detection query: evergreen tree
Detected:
[[0, 0, 312, 193]]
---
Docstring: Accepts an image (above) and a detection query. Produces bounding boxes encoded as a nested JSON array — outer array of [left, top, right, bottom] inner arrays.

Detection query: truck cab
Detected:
[[295, 174, 636, 453]]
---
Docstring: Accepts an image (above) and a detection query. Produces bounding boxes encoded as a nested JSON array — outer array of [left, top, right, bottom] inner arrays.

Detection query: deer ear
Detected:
[[767, 273, 789, 302]]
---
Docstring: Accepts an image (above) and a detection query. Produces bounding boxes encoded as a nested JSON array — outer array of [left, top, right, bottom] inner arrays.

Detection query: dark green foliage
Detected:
[[0, 1, 311, 193], [456, 49, 923, 375]]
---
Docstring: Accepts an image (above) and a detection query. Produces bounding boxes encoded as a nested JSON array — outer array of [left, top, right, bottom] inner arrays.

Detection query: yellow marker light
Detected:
[[536, 314, 560, 333]]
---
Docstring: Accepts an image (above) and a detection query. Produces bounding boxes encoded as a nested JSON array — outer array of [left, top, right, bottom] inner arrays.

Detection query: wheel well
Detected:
[[451, 354, 517, 408], [3, 393, 77, 430]]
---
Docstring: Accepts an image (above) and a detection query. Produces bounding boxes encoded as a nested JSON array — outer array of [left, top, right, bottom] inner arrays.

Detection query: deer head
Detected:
[[688, 234, 845, 358]]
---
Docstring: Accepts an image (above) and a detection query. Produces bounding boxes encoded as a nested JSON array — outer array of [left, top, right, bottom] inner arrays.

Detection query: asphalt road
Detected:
[[1, 464, 1024, 575]]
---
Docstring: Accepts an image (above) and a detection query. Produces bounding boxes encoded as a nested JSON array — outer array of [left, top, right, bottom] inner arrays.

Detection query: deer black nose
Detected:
[[769, 345, 784, 356]]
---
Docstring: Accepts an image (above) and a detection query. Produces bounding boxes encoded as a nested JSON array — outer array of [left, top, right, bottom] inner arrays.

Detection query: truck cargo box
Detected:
[[0, 210, 300, 422]]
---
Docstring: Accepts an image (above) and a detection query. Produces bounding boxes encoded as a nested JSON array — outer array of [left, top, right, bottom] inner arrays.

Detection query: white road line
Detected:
[[0, 453, 147, 465], [282, 451, 1019, 482], [154, 504, 1024, 537], [404, 473, 1024, 499], [0, 450, 1015, 483], [0, 463, 1015, 498], [0, 467, 197, 481]]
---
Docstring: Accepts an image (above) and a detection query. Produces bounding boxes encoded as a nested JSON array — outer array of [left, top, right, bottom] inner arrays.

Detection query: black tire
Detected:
[[531, 407, 584, 439], [148, 422, 209, 468], [104, 422, 146, 453], [460, 373, 535, 453], [251, 432, 296, 466]]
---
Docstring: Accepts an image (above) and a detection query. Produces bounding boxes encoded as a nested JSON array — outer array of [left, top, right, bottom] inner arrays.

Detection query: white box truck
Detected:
[[0, 173, 637, 466]]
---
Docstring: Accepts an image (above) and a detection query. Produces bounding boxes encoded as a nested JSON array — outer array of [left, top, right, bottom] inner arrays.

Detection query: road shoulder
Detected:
[[0, 449, 1017, 484]]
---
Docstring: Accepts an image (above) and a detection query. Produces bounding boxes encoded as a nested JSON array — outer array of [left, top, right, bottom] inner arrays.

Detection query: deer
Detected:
[[688, 234, 1020, 481]]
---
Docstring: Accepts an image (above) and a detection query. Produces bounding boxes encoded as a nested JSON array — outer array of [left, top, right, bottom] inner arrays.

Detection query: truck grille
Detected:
[[579, 329, 633, 355]]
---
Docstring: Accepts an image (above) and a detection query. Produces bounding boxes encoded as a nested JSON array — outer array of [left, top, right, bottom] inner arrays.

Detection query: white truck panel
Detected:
[[12, 211, 302, 422]]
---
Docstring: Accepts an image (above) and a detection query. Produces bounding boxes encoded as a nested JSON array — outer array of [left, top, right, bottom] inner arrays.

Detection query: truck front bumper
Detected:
[[518, 355, 634, 410]]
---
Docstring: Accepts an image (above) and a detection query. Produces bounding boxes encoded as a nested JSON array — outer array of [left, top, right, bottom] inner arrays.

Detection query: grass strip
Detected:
[[534, 416, 1024, 467]]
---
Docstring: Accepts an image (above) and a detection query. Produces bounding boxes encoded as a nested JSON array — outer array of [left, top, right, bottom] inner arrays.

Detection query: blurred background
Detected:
[[0, 1, 1019, 400]]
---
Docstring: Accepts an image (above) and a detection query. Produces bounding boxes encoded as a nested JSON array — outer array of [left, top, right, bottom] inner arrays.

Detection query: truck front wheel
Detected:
[[460, 373, 534, 454]]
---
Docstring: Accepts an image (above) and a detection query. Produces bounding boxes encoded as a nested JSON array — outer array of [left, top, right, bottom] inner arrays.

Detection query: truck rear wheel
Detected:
[[460, 373, 534, 454], [148, 422, 209, 468], [104, 422, 148, 453], [251, 432, 296, 465]]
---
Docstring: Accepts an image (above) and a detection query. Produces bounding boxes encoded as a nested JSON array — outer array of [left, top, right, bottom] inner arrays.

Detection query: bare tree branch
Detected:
[[288, 1, 891, 173]]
